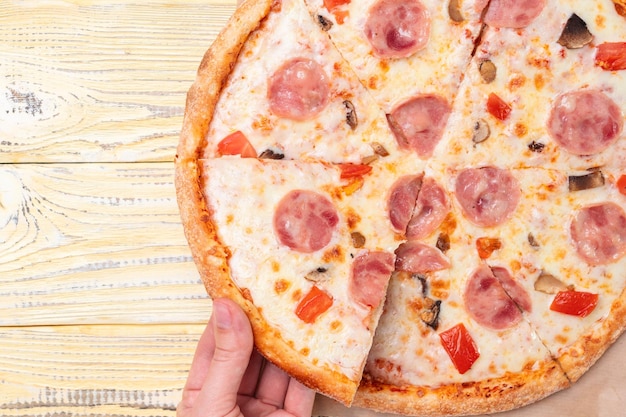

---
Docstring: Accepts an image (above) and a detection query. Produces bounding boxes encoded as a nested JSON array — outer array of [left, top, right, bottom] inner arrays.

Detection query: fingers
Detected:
[[253, 361, 291, 407], [197, 298, 254, 417], [283, 379, 316, 417]]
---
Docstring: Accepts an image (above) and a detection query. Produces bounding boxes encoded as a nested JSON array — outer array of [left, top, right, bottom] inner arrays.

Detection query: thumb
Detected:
[[202, 298, 254, 417]]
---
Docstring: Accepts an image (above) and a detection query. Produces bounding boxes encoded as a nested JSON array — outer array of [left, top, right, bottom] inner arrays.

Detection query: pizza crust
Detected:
[[175, 0, 361, 405], [354, 360, 569, 416], [556, 286, 626, 383]]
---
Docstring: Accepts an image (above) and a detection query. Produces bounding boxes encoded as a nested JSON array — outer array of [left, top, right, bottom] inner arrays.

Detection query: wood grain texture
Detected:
[[0, 162, 210, 326], [0, 324, 204, 416], [0, 0, 235, 163]]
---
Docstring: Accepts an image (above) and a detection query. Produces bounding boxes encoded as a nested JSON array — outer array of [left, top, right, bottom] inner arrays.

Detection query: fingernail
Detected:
[[214, 299, 233, 330]]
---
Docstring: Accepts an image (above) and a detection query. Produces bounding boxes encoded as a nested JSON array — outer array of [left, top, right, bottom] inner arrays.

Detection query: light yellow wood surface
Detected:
[[0, 1, 224, 415], [2, 1, 625, 417]]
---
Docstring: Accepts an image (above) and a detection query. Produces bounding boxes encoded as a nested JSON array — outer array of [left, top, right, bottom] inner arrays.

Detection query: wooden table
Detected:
[[2, 1, 625, 417]]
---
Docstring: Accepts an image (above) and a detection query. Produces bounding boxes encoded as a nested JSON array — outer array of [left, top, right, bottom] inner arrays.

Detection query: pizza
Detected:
[[175, 0, 626, 414]]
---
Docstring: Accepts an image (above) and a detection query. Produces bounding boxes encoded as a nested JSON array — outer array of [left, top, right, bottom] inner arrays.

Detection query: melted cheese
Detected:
[[207, 0, 401, 164], [202, 157, 410, 378]]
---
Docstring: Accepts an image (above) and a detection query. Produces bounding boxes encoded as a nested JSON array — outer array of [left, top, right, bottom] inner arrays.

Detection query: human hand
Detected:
[[177, 297, 316, 417]]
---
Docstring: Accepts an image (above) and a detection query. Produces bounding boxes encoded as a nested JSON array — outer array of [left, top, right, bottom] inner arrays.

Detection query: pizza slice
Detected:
[[432, 0, 626, 172], [456, 165, 626, 383], [186, 156, 407, 404], [201, 0, 403, 164], [354, 165, 570, 415], [303, 0, 489, 160]]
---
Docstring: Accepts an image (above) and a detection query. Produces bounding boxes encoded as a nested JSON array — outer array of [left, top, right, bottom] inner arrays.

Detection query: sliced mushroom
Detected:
[[557, 14, 593, 49], [528, 232, 540, 248], [259, 148, 285, 160], [344, 100, 358, 130], [568, 170, 605, 192], [436, 233, 451, 253], [528, 140, 545, 153], [317, 14, 333, 31], [421, 298, 442, 330], [448, 0, 464, 22], [305, 267, 330, 283], [361, 154, 379, 165], [351, 231, 366, 248], [534, 272, 568, 294], [478, 60, 497, 83], [472, 118, 491, 144], [370, 142, 390, 157]]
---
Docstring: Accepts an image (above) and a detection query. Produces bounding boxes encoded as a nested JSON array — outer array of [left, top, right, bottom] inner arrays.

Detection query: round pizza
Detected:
[[175, 0, 626, 414]]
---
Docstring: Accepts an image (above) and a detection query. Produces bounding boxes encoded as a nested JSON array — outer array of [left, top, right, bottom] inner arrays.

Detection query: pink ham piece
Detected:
[[349, 251, 395, 309], [395, 241, 450, 274], [483, 0, 546, 28], [364, 0, 431, 59], [491, 266, 532, 313], [547, 90, 623, 156], [273, 190, 339, 253], [570, 202, 626, 265], [388, 174, 423, 233], [464, 264, 528, 330], [387, 95, 451, 159], [267, 58, 330, 121], [454, 166, 520, 227], [406, 177, 450, 240]]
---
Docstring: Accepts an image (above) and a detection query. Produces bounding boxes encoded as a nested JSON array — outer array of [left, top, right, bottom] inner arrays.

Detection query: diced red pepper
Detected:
[[216, 131, 257, 158], [339, 163, 373, 179], [486, 93, 512, 121], [550, 290, 599, 318], [295, 285, 333, 324], [617, 174, 626, 196], [323, 0, 350, 11], [595, 42, 626, 71], [439, 323, 480, 374], [323, 0, 351, 24]]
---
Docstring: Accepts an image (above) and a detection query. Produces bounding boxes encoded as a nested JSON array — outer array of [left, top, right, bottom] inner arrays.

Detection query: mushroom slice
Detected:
[[436, 233, 450, 253], [448, 0, 464, 22], [259, 148, 285, 160], [472, 118, 491, 144], [478, 60, 497, 83], [370, 142, 389, 157], [534, 272, 568, 294], [557, 14, 593, 49], [317, 14, 333, 31], [421, 298, 442, 330], [305, 267, 330, 283], [568, 170, 604, 192], [343, 100, 358, 130], [351, 231, 366, 248]]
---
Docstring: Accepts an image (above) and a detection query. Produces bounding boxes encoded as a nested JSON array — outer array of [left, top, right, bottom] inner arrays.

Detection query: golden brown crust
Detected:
[[175, 0, 358, 405], [556, 286, 626, 383], [353, 360, 570, 416]]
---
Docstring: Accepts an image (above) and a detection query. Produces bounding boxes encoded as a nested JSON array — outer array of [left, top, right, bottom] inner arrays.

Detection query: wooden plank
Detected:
[[0, 162, 211, 326], [0, 324, 203, 416], [0, 0, 236, 163]]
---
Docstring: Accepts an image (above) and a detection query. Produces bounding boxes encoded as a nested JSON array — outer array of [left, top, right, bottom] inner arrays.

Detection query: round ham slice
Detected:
[[454, 167, 520, 228], [394, 241, 450, 274], [350, 251, 395, 309], [483, 0, 546, 28], [464, 264, 525, 330], [364, 0, 431, 59], [387, 94, 451, 159], [547, 90, 623, 156], [570, 202, 626, 265], [406, 177, 450, 240], [268, 57, 330, 121], [273, 189, 339, 253]]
